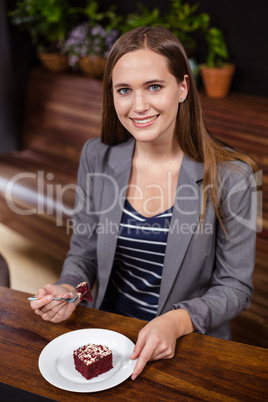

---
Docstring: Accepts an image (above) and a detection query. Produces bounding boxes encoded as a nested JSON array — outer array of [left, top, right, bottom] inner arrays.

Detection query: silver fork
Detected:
[[28, 296, 79, 303]]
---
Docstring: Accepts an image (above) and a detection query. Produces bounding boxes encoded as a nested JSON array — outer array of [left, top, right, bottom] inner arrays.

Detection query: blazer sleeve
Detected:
[[56, 139, 100, 290], [174, 164, 258, 334]]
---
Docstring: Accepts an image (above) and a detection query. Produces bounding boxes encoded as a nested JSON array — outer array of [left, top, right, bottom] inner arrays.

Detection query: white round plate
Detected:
[[38, 328, 137, 392]]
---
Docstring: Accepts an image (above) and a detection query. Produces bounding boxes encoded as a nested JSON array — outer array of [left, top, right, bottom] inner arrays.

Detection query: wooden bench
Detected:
[[0, 67, 267, 348], [0, 68, 102, 260]]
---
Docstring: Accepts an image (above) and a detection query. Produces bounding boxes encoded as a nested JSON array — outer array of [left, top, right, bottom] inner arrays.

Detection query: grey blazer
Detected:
[[58, 137, 257, 340]]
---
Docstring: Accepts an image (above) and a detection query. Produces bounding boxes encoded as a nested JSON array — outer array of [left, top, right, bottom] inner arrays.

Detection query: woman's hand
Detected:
[[129, 309, 194, 380], [29, 283, 80, 323]]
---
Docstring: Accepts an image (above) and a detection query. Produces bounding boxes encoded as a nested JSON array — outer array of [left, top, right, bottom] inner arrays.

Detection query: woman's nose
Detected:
[[133, 93, 149, 112]]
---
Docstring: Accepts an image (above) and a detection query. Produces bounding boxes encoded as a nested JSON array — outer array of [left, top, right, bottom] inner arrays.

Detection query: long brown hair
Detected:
[[101, 26, 258, 227]]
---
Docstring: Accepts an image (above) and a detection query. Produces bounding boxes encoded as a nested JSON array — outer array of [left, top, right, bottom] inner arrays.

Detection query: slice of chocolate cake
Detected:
[[73, 344, 113, 380], [76, 282, 93, 302]]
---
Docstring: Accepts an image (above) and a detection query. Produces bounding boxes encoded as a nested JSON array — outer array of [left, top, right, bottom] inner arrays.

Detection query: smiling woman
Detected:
[[30, 26, 258, 383]]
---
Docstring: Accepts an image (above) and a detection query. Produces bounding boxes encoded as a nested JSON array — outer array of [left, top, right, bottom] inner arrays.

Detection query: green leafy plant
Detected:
[[119, 1, 210, 57], [164, 0, 210, 55], [9, 0, 121, 54], [119, 4, 163, 34], [73, 0, 122, 32], [8, 0, 77, 52], [205, 27, 230, 67]]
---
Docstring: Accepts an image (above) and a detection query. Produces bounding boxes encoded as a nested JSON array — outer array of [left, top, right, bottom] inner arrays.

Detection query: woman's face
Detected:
[[112, 48, 188, 146]]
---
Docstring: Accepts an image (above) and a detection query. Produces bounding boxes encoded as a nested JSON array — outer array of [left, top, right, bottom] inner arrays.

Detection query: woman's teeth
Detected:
[[132, 115, 158, 124]]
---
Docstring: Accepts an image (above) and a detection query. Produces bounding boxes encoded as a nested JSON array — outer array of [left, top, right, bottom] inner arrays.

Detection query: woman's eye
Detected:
[[149, 85, 161, 92], [118, 88, 130, 95]]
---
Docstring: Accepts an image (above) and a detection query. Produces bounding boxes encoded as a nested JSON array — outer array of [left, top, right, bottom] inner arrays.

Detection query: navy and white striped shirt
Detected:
[[100, 199, 173, 321]]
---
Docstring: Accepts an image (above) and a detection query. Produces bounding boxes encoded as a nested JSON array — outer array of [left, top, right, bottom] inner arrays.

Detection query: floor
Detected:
[[0, 223, 63, 294]]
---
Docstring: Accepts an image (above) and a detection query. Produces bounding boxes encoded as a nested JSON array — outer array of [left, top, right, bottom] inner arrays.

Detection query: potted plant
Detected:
[[8, 0, 77, 72], [62, 1, 120, 78], [63, 23, 119, 78], [200, 27, 235, 98]]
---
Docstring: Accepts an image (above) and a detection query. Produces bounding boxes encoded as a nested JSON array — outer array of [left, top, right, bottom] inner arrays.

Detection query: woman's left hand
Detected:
[[129, 309, 194, 380]]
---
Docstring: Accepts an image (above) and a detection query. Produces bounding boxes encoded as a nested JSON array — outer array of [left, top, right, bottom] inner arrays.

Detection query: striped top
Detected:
[[100, 199, 173, 321]]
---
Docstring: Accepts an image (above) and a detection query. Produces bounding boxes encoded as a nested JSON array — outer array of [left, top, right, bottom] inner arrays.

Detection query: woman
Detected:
[[30, 26, 258, 380]]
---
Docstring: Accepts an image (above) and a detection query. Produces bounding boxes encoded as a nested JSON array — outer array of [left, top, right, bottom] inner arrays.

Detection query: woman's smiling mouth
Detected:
[[130, 115, 159, 125]]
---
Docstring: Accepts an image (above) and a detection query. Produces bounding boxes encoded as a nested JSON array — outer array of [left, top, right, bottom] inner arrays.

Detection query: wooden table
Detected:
[[1, 286, 268, 401]]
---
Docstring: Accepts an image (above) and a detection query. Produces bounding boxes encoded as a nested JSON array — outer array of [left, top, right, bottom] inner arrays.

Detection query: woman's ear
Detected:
[[180, 75, 189, 103]]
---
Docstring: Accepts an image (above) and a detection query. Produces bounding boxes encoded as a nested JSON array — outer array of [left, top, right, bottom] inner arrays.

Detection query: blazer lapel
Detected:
[[158, 154, 204, 314]]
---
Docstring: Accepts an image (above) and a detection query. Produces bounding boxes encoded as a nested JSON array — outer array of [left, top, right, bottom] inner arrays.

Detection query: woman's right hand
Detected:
[[30, 283, 80, 323]]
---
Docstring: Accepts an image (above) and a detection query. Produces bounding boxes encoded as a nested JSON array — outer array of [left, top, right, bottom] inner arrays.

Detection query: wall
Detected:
[[1, 0, 36, 154], [0, 1, 19, 154]]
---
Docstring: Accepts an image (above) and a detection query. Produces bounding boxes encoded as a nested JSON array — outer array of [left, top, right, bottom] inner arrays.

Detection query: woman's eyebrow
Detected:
[[113, 82, 129, 88], [113, 79, 166, 88], [143, 79, 166, 85]]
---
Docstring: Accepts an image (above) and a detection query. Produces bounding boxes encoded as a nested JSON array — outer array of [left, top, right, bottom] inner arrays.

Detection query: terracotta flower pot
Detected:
[[200, 64, 235, 98], [78, 56, 107, 78], [38, 52, 69, 73]]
